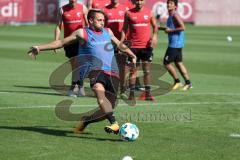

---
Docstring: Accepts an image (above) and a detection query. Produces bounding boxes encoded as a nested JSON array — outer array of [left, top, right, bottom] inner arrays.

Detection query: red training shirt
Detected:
[[126, 6, 152, 48], [104, 4, 128, 39], [62, 3, 85, 37]]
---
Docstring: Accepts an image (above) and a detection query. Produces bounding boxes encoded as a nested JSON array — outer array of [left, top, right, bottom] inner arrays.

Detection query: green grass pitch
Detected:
[[0, 24, 240, 160]]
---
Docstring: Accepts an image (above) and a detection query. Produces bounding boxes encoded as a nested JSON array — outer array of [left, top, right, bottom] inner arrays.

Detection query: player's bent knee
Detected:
[[93, 83, 105, 92]]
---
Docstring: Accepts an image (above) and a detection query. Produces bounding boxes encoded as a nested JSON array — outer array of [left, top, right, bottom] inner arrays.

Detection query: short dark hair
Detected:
[[168, 0, 178, 6], [87, 9, 106, 23]]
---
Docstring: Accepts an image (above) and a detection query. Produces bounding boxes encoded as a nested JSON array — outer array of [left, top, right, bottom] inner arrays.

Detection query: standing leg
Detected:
[[67, 57, 80, 97], [128, 64, 138, 100], [163, 47, 182, 90], [175, 62, 192, 90], [116, 53, 128, 94], [141, 61, 154, 100], [165, 63, 179, 81], [165, 63, 182, 90]]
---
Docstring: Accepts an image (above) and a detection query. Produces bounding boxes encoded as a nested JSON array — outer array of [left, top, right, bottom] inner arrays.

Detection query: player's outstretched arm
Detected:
[[27, 39, 65, 60], [27, 29, 84, 60]]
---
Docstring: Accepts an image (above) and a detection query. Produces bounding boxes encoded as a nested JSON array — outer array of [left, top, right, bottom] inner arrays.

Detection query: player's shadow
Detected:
[[14, 85, 52, 90], [0, 89, 62, 96], [10, 85, 94, 97], [0, 126, 122, 142], [0, 126, 73, 136]]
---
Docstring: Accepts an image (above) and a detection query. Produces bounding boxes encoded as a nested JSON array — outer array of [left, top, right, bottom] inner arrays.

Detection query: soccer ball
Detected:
[[119, 123, 139, 141], [226, 36, 232, 42], [122, 156, 133, 160]]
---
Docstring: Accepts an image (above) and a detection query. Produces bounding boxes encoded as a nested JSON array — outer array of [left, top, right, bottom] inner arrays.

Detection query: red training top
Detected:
[[121, 0, 135, 10], [62, 3, 85, 37], [92, 0, 110, 9], [104, 4, 128, 39], [126, 7, 152, 48]]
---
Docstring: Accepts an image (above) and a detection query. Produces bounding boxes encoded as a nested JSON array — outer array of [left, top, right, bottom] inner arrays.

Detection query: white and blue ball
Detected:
[[119, 123, 139, 141]]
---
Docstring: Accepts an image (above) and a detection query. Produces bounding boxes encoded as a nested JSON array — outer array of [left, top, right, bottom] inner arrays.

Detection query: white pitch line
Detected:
[[134, 101, 240, 106], [1, 101, 240, 110], [1, 91, 240, 96], [29, 152, 51, 158], [230, 133, 240, 138], [170, 92, 240, 96], [0, 104, 96, 110]]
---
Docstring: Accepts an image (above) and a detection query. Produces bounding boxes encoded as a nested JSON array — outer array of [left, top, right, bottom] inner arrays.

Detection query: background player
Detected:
[[103, 0, 129, 96], [86, 0, 133, 10], [163, 0, 192, 91], [121, 0, 158, 101], [55, 0, 88, 97], [86, 0, 110, 9]]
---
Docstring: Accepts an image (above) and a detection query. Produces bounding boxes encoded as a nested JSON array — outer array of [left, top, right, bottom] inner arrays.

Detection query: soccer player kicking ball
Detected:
[[28, 9, 136, 134], [163, 0, 192, 91]]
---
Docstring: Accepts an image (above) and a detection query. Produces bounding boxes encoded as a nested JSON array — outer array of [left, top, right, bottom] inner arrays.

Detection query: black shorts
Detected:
[[64, 42, 79, 58], [89, 71, 119, 107], [163, 47, 182, 65], [129, 48, 153, 63]]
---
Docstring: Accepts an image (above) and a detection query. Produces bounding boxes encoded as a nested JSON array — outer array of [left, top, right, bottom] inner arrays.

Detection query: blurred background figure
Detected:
[[55, 0, 88, 97], [121, 0, 158, 101], [86, 0, 110, 9]]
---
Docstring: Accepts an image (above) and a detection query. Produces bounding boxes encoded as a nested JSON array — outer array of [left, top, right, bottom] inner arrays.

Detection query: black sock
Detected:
[[129, 84, 135, 91], [185, 80, 191, 85], [136, 78, 141, 86], [145, 85, 151, 94], [70, 81, 78, 89], [105, 112, 116, 124], [120, 86, 126, 94], [129, 84, 135, 96], [174, 79, 180, 83], [72, 81, 77, 85], [77, 80, 84, 87]]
